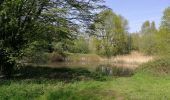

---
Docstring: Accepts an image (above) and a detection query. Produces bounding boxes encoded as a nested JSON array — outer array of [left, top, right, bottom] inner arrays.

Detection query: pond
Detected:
[[44, 61, 135, 77]]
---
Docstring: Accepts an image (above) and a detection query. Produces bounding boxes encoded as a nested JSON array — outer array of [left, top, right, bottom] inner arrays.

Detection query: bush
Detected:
[[68, 37, 90, 54], [137, 57, 170, 76], [22, 41, 49, 64]]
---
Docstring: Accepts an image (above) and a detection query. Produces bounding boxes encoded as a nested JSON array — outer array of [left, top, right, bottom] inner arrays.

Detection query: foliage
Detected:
[[137, 56, 170, 76], [133, 21, 158, 55], [160, 7, 170, 31], [22, 41, 49, 64], [89, 9, 130, 58], [155, 7, 170, 56], [68, 37, 89, 54], [130, 33, 140, 50], [0, 0, 106, 77], [137, 7, 170, 56], [0, 48, 15, 78], [139, 32, 157, 55]]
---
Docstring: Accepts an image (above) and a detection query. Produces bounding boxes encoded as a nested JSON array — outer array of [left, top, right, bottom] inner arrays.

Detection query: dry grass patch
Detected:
[[112, 51, 153, 69]]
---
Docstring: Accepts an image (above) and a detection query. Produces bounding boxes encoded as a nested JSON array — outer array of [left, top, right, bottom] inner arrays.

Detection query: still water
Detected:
[[46, 61, 135, 76]]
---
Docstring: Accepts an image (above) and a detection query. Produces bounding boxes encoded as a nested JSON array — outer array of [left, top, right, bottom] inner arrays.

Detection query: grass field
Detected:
[[0, 57, 170, 100]]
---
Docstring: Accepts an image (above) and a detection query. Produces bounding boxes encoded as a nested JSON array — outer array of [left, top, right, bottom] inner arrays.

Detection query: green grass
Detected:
[[1, 57, 170, 100], [0, 80, 116, 100]]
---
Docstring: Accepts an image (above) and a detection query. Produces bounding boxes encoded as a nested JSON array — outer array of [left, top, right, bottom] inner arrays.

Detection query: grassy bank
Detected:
[[1, 57, 170, 100]]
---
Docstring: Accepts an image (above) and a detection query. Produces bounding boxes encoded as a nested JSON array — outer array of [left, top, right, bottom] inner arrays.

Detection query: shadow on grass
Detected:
[[9, 66, 107, 82], [0, 64, 134, 85]]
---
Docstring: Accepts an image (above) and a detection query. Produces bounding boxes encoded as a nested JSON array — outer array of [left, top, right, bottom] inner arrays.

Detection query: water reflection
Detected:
[[96, 64, 134, 76], [48, 62, 134, 77]]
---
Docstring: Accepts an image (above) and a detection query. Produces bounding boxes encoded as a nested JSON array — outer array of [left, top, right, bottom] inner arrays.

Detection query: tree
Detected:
[[0, 0, 106, 77], [141, 21, 151, 34], [160, 7, 170, 31], [150, 21, 157, 33], [130, 33, 140, 50], [155, 7, 170, 56], [0, 0, 49, 77], [67, 37, 89, 54], [89, 9, 129, 58], [139, 20, 158, 55]]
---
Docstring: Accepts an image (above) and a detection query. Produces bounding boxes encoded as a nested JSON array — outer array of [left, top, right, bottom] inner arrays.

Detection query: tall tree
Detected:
[[150, 21, 157, 33], [0, 0, 50, 77], [0, 0, 106, 77], [156, 7, 170, 55], [160, 7, 170, 31], [141, 21, 151, 34], [89, 9, 129, 58], [139, 21, 157, 55]]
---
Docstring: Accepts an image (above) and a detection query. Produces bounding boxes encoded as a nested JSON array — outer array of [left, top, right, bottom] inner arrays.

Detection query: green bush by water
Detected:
[[136, 57, 170, 76]]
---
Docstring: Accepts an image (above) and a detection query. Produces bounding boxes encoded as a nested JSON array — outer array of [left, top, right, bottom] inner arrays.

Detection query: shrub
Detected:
[[137, 57, 170, 76]]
